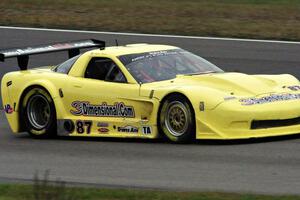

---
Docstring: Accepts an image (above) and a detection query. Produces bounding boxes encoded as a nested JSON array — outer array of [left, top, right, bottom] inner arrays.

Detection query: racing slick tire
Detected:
[[21, 87, 57, 138], [159, 94, 195, 143]]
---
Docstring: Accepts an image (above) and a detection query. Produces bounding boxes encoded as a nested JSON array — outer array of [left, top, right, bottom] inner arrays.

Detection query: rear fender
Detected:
[[4, 79, 63, 133]]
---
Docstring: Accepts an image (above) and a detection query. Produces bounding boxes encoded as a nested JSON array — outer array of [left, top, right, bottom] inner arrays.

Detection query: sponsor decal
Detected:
[[4, 104, 13, 114], [118, 49, 183, 66], [131, 50, 178, 62], [287, 85, 300, 91], [142, 126, 152, 135], [97, 122, 109, 127], [2, 42, 95, 57], [240, 93, 300, 105], [70, 101, 135, 118], [118, 125, 138, 133], [98, 127, 109, 133], [97, 122, 109, 134]]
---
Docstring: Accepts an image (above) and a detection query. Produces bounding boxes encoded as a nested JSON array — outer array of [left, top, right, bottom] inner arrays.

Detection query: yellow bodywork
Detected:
[[2, 44, 300, 139]]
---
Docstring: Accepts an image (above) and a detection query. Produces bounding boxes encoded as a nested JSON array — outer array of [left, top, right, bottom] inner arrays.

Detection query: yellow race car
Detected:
[[1, 39, 300, 143]]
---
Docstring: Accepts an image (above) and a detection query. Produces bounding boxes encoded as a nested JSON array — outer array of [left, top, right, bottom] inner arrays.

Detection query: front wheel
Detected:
[[21, 87, 57, 138], [159, 94, 195, 143]]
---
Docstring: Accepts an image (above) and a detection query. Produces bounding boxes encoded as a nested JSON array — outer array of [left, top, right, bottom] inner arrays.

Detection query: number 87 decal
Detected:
[[76, 120, 92, 134]]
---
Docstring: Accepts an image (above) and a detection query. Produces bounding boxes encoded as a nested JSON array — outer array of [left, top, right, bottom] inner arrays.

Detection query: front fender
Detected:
[[152, 85, 226, 111]]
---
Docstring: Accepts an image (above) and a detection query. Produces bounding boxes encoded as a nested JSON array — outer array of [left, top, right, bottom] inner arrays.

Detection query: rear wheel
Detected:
[[159, 94, 195, 143], [21, 87, 57, 138]]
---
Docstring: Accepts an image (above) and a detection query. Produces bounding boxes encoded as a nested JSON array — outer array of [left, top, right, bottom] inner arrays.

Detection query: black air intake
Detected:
[[251, 117, 300, 129]]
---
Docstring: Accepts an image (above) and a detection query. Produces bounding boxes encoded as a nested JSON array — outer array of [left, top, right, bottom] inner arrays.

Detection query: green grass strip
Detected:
[[0, 183, 299, 200]]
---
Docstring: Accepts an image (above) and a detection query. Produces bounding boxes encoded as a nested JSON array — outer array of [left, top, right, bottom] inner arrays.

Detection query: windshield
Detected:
[[118, 48, 223, 83]]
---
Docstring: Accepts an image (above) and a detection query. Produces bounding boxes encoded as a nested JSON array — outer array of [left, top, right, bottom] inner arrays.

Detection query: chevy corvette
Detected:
[[1, 39, 300, 143]]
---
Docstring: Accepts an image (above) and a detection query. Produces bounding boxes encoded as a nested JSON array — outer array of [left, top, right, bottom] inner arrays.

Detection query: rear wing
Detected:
[[0, 39, 105, 70]]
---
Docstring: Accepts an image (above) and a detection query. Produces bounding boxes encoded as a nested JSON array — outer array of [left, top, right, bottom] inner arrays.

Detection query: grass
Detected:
[[1, 183, 300, 200], [0, 0, 300, 40], [0, 171, 299, 200]]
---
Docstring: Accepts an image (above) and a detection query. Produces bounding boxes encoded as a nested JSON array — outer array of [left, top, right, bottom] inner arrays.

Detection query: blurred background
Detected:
[[0, 0, 299, 40]]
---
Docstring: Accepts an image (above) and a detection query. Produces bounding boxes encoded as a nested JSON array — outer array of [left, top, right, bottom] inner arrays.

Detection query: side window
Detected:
[[84, 57, 127, 83], [54, 55, 80, 74]]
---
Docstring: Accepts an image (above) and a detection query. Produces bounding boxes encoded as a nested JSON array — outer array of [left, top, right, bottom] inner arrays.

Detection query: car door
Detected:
[[62, 56, 153, 137]]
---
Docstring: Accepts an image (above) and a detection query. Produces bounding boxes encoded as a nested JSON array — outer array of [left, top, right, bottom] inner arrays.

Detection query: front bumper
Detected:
[[196, 99, 300, 139]]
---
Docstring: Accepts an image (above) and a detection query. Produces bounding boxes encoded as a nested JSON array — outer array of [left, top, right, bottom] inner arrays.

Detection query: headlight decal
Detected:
[[240, 93, 300, 105]]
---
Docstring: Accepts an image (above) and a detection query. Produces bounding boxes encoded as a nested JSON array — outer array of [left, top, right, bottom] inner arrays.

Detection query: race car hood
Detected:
[[141, 72, 300, 109], [174, 72, 294, 96]]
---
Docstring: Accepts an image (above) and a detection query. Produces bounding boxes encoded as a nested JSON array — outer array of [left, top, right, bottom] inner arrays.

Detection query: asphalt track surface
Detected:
[[0, 27, 300, 195]]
